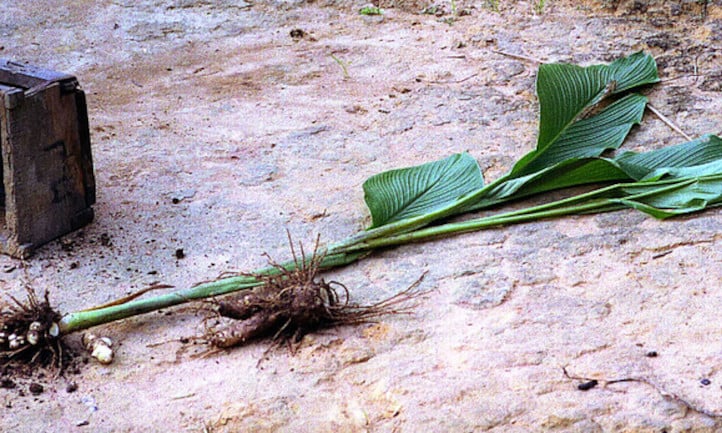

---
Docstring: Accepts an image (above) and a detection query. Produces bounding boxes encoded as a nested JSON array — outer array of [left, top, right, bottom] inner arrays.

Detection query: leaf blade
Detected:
[[509, 93, 649, 178], [614, 134, 722, 180], [362, 153, 484, 228], [514, 52, 658, 176]]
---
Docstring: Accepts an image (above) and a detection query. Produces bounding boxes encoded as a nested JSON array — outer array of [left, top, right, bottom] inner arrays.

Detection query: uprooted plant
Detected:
[[3, 51, 722, 368]]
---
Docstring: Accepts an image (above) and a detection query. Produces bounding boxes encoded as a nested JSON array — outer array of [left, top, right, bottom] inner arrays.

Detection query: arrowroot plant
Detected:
[[3, 51, 722, 367]]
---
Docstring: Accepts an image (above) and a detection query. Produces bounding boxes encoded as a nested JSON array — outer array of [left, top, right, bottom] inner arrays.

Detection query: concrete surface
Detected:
[[1, 0, 722, 431]]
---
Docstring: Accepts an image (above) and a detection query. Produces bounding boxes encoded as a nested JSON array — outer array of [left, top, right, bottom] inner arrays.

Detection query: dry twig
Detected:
[[646, 103, 692, 141]]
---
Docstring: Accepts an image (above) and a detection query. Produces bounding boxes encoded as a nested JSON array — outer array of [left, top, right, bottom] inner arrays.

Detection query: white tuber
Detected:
[[82, 333, 114, 365]]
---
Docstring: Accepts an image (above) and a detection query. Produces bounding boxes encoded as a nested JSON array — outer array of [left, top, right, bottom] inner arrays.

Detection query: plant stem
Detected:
[[58, 251, 364, 333], [334, 193, 620, 253], [331, 177, 699, 253], [330, 54, 350, 79]]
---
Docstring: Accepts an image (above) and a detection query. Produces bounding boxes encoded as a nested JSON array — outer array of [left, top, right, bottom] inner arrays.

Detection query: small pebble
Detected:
[[577, 380, 598, 391], [66, 382, 78, 393], [29, 382, 44, 395], [645, 351, 658, 358], [701, 378, 712, 386]]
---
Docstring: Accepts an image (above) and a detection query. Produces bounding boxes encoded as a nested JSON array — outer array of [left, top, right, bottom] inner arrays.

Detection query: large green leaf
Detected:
[[603, 135, 722, 218], [511, 93, 648, 177], [362, 153, 484, 228], [468, 93, 649, 209], [460, 53, 657, 211], [483, 135, 722, 205], [523, 135, 722, 219], [511, 52, 658, 177]]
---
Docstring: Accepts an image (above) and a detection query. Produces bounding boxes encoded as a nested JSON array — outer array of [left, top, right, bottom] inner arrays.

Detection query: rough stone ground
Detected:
[[1, 0, 722, 431]]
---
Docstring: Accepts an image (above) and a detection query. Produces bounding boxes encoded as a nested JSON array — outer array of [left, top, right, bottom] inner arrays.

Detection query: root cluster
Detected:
[[0, 287, 65, 369], [205, 236, 425, 350]]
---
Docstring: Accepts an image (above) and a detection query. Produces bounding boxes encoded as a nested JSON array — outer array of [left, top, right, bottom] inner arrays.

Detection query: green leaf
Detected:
[[613, 175, 722, 218], [470, 94, 648, 208], [459, 53, 658, 211], [511, 94, 648, 177], [363, 153, 484, 228], [511, 135, 722, 196], [359, 6, 383, 15], [479, 158, 627, 206], [493, 135, 722, 206], [512, 52, 658, 177], [613, 134, 722, 180], [518, 136, 722, 219]]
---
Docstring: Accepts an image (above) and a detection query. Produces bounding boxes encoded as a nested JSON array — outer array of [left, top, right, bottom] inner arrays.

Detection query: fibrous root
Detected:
[[204, 234, 427, 351], [0, 286, 65, 369]]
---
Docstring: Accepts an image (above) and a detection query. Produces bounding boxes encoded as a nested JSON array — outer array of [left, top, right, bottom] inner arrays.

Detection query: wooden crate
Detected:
[[0, 59, 95, 258]]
